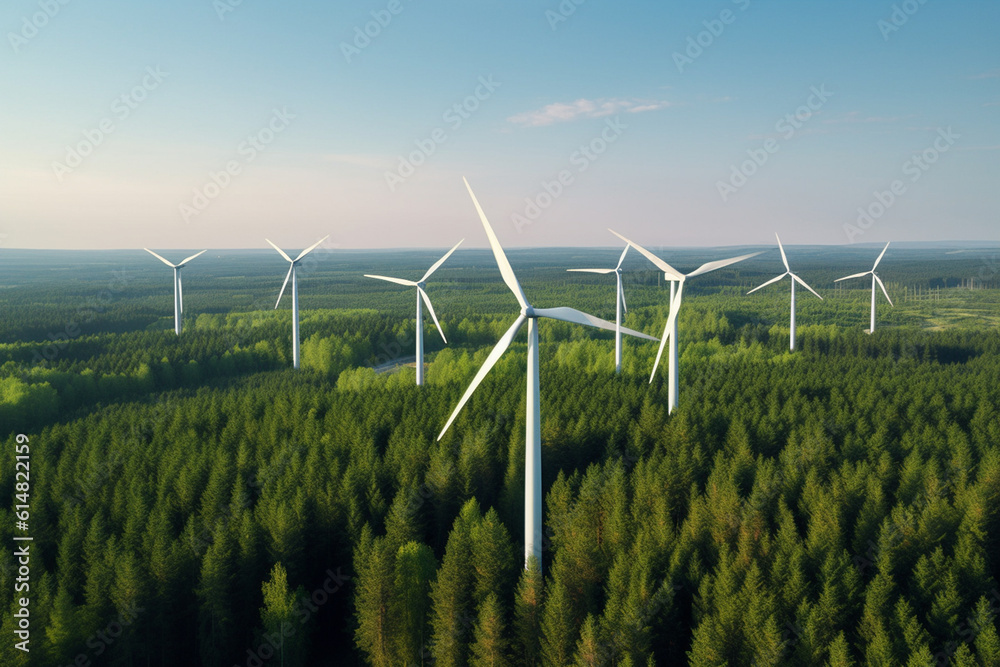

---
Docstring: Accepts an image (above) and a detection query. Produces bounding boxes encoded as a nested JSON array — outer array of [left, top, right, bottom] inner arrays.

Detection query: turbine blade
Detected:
[[419, 287, 447, 343], [438, 315, 527, 440], [747, 272, 788, 295], [364, 274, 418, 287], [608, 229, 684, 280], [178, 249, 207, 267], [686, 252, 762, 278], [179, 271, 184, 313], [791, 273, 824, 300], [266, 239, 294, 263], [874, 273, 893, 306], [275, 264, 293, 309], [775, 233, 790, 272], [144, 248, 177, 268], [650, 280, 684, 382], [834, 271, 871, 283], [420, 238, 464, 282], [620, 280, 628, 314], [872, 241, 890, 270], [464, 178, 529, 309], [293, 235, 330, 262], [567, 268, 617, 274], [533, 307, 658, 341], [616, 243, 630, 270]]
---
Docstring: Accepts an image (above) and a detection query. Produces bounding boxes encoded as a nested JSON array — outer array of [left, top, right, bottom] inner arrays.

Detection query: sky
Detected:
[[0, 0, 997, 251]]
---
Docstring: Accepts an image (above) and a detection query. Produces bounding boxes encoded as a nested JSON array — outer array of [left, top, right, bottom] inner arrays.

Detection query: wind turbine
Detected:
[[365, 239, 464, 385], [747, 233, 823, 351], [609, 230, 760, 414], [267, 236, 330, 369], [835, 241, 892, 333], [567, 242, 631, 374], [439, 179, 657, 570], [143, 248, 207, 335]]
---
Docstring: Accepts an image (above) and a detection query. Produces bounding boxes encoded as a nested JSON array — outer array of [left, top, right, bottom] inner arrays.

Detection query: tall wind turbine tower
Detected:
[[835, 241, 893, 333], [610, 230, 760, 414], [143, 248, 207, 335], [567, 241, 631, 373], [439, 179, 657, 571], [365, 239, 464, 385], [267, 236, 330, 369], [747, 234, 823, 351]]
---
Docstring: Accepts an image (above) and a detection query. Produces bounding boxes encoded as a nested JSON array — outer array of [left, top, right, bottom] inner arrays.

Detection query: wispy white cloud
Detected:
[[507, 98, 671, 127], [321, 153, 386, 168], [823, 111, 904, 125], [968, 69, 1000, 80], [956, 145, 1000, 152]]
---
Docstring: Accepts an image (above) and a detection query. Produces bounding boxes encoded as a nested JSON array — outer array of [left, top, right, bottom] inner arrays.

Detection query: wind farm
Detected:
[[2, 0, 998, 664]]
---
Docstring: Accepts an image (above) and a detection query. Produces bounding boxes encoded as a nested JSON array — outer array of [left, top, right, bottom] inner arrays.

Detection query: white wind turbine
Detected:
[[609, 230, 760, 414], [439, 179, 657, 570], [365, 239, 464, 385], [143, 248, 207, 335], [567, 242, 632, 374], [267, 236, 330, 369], [835, 241, 893, 333], [747, 233, 823, 351]]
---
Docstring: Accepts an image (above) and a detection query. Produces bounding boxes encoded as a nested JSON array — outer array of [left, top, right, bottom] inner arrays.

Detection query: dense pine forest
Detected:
[[2, 246, 1000, 666]]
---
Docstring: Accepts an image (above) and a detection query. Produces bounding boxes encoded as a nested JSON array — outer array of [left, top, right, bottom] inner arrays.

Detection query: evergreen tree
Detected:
[[513, 556, 544, 666], [392, 541, 437, 665], [259, 562, 309, 667], [470, 592, 511, 667]]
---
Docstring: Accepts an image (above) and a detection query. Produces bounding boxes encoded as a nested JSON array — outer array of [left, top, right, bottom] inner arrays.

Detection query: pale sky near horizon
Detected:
[[0, 0, 997, 251]]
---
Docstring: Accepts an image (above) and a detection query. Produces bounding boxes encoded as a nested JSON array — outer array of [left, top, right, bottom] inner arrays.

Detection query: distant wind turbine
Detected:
[[567, 241, 632, 374], [747, 234, 823, 351], [609, 230, 760, 414], [835, 241, 893, 333], [439, 179, 657, 570], [267, 236, 330, 369], [143, 248, 207, 335], [365, 239, 464, 385]]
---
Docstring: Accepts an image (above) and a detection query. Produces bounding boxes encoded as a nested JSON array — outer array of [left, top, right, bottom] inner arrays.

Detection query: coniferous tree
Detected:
[[540, 579, 576, 667], [513, 556, 544, 666], [259, 562, 309, 667], [470, 592, 511, 667], [392, 541, 437, 665]]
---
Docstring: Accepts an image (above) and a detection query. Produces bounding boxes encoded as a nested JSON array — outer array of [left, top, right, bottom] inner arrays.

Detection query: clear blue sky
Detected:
[[1, 0, 997, 250]]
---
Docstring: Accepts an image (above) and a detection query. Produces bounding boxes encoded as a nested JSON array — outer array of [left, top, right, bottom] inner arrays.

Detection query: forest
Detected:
[[1, 244, 1000, 666]]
